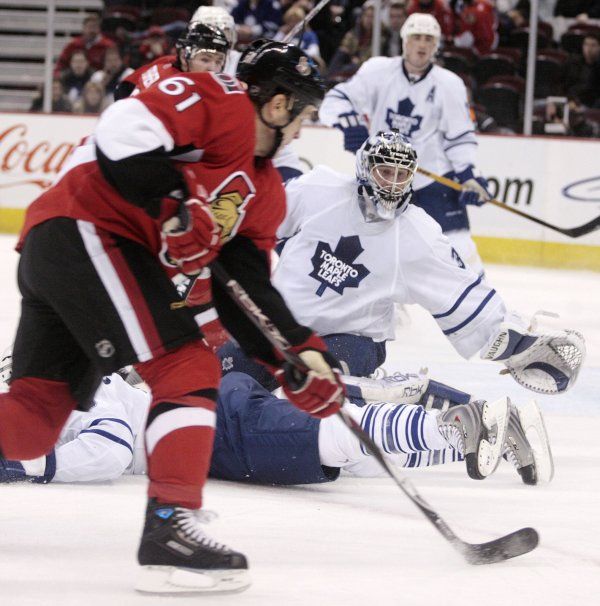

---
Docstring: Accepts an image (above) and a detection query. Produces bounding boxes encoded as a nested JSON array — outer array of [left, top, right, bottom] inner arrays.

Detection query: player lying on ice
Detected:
[[218, 130, 586, 402], [0, 357, 554, 487]]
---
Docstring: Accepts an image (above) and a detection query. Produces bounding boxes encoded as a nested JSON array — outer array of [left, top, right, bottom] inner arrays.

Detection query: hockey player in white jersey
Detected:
[[319, 13, 492, 274], [267, 131, 584, 397], [0, 357, 553, 485]]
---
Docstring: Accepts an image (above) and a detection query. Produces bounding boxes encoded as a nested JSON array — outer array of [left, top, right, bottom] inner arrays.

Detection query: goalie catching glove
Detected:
[[482, 311, 585, 394], [275, 334, 345, 418], [162, 168, 221, 276]]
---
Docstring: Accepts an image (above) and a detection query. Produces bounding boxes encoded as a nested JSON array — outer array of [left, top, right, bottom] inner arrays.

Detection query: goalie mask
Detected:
[[175, 23, 230, 71], [356, 131, 418, 220]]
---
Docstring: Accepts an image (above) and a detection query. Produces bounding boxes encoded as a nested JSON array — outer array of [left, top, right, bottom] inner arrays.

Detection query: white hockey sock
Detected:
[[318, 402, 449, 470]]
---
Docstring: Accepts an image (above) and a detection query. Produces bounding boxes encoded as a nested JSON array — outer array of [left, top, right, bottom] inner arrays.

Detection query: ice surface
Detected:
[[0, 234, 598, 606]]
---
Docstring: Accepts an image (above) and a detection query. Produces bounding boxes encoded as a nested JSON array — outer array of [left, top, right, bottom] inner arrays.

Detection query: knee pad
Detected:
[[136, 340, 220, 403]]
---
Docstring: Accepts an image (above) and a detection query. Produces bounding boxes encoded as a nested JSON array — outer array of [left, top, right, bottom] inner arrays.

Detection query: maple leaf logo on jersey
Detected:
[[385, 98, 423, 138], [309, 236, 370, 296], [209, 172, 256, 243]]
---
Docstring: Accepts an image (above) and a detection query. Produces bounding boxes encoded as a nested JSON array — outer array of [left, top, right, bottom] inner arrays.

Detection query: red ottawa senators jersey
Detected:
[[18, 71, 284, 259], [122, 54, 180, 96]]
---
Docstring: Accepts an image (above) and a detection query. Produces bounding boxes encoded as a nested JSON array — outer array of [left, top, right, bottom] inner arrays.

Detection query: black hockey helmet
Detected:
[[175, 22, 230, 67], [236, 39, 325, 122]]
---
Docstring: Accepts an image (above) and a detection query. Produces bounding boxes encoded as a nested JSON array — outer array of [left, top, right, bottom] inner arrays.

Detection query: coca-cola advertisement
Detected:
[[0, 113, 96, 231]]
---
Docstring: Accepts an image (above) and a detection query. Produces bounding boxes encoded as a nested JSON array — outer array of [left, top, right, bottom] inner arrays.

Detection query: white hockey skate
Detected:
[[438, 398, 509, 480], [504, 399, 554, 485]]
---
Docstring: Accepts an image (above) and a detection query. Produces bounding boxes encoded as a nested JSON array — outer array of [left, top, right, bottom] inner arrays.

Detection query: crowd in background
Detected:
[[30, 0, 600, 137]]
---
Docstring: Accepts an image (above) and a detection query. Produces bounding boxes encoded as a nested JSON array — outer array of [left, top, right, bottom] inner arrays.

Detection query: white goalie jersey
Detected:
[[274, 166, 506, 357], [319, 57, 477, 191]]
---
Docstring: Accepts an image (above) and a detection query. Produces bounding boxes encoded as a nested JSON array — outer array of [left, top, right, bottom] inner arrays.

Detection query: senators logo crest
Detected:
[[208, 172, 256, 242]]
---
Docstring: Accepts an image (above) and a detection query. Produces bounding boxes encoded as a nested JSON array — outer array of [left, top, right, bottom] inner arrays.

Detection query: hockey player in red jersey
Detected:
[[115, 22, 231, 100], [0, 40, 344, 594]]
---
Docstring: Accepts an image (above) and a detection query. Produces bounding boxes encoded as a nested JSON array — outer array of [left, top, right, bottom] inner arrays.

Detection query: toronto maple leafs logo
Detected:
[[309, 236, 370, 296], [385, 97, 423, 138]]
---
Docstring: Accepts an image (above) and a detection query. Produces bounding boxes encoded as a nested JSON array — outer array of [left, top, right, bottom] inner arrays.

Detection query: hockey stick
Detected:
[[283, 0, 331, 43], [210, 261, 539, 565], [418, 166, 600, 238]]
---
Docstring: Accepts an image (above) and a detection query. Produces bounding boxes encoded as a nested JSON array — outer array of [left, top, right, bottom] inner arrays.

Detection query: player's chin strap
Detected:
[[258, 104, 290, 159]]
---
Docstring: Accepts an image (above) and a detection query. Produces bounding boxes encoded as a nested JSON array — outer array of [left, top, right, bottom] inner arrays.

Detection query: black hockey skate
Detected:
[[136, 499, 250, 594], [438, 398, 509, 480]]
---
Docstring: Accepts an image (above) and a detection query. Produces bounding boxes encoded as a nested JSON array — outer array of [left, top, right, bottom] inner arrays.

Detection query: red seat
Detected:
[[476, 82, 522, 131], [534, 55, 566, 98], [508, 27, 550, 50], [486, 74, 526, 94], [473, 53, 517, 85], [441, 50, 474, 75]]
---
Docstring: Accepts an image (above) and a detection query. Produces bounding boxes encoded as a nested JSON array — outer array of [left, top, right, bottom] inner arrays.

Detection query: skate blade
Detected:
[[135, 566, 251, 595], [477, 397, 510, 477], [518, 400, 554, 483]]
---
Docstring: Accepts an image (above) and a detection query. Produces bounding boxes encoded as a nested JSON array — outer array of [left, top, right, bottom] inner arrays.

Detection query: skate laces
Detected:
[[174, 508, 229, 551]]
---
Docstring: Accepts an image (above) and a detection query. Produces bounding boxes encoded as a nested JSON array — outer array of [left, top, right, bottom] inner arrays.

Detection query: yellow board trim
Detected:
[[0, 208, 25, 234], [0, 208, 598, 270], [474, 236, 600, 271]]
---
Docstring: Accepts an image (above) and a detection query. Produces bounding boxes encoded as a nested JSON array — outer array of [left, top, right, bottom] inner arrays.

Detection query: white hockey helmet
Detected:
[[356, 131, 418, 219], [400, 13, 441, 51], [191, 6, 237, 47]]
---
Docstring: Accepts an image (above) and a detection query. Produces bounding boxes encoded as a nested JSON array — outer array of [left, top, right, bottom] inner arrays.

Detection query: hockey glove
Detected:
[[162, 169, 221, 276], [456, 167, 491, 207], [174, 269, 213, 307], [481, 311, 586, 394], [275, 334, 345, 418], [334, 111, 369, 154], [171, 271, 229, 352]]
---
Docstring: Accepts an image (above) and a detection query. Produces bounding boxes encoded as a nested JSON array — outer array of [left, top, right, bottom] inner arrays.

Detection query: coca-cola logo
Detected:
[[0, 122, 77, 191]]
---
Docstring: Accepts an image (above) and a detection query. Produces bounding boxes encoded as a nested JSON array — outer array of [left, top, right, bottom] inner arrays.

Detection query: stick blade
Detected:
[[459, 527, 539, 565]]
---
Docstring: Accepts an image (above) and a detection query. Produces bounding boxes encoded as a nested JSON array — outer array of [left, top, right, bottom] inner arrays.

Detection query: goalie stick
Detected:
[[418, 166, 600, 239], [210, 261, 539, 565]]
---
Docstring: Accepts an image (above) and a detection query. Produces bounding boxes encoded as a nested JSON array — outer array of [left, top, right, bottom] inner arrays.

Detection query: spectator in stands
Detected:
[[90, 47, 134, 106], [452, 0, 498, 55], [72, 81, 109, 115], [407, 0, 455, 40], [383, 2, 408, 56], [274, 6, 325, 68], [555, 0, 600, 19], [567, 33, 600, 107], [54, 14, 116, 76], [60, 50, 94, 104], [328, 1, 390, 78], [135, 26, 172, 66], [30, 79, 73, 114], [232, 0, 283, 43], [311, 0, 354, 65], [569, 100, 600, 136]]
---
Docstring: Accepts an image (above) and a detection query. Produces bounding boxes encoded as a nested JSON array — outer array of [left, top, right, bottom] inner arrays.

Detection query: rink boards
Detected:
[[0, 112, 598, 270]]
